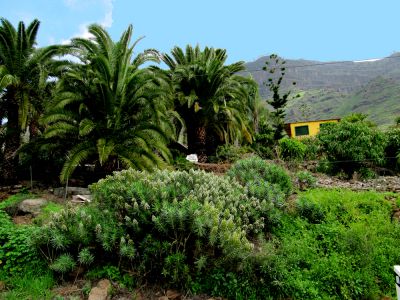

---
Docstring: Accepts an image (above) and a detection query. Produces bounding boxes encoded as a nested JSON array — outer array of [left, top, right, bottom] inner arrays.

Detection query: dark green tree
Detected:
[[161, 45, 256, 162], [0, 18, 65, 183], [263, 54, 296, 141], [43, 24, 173, 182]]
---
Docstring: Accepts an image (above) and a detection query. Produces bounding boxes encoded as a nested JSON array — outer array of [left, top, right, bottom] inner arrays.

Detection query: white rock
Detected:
[[186, 154, 198, 163]]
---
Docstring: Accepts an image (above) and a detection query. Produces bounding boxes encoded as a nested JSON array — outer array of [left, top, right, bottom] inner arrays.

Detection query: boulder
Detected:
[[88, 279, 111, 300], [53, 187, 90, 198], [18, 198, 48, 216]]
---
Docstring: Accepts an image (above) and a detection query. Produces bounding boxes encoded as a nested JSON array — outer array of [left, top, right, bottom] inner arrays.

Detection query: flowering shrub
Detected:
[[227, 156, 292, 197], [32, 169, 280, 287]]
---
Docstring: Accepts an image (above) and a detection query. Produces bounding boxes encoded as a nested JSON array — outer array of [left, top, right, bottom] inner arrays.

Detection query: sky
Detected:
[[1, 0, 400, 64]]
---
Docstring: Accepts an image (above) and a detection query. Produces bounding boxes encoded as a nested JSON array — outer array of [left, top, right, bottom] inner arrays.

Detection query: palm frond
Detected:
[[60, 142, 94, 183]]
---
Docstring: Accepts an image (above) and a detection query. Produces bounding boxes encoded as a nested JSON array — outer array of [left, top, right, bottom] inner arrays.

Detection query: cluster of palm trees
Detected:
[[0, 18, 264, 184]]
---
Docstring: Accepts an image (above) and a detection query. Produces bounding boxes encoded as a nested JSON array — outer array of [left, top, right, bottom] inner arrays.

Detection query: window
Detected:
[[294, 125, 309, 136]]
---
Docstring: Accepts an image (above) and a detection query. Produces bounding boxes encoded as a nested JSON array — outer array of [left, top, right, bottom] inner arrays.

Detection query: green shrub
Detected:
[[278, 137, 306, 162], [261, 189, 400, 299], [385, 127, 400, 171], [0, 195, 46, 277], [317, 120, 386, 177], [300, 137, 321, 160], [86, 265, 135, 288], [295, 195, 325, 223], [227, 156, 292, 196], [295, 171, 317, 191], [215, 144, 253, 163], [33, 169, 279, 288], [172, 155, 197, 171]]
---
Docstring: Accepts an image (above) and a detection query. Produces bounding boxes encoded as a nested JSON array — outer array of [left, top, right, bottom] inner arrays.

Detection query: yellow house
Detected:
[[285, 118, 340, 138]]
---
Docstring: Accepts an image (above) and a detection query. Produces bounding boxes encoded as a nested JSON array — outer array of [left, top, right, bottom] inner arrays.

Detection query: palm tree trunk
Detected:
[[2, 101, 20, 184], [187, 123, 207, 163]]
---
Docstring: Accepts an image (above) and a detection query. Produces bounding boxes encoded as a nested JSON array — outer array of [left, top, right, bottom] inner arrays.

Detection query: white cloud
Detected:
[[100, 0, 114, 28], [61, 0, 114, 44], [61, 24, 92, 44]]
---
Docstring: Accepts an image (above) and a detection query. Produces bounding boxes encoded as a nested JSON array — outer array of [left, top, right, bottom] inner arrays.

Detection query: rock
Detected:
[[18, 198, 48, 216], [88, 279, 111, 300], [186, 154, 198, 163], [54, 187, 90, 198]]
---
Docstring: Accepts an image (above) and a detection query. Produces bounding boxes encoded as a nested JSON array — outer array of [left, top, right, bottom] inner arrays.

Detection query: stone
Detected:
[[88, 279, 111, 300], [18, 198, 48, 216], [186, 154, 198, 163], [54, 187, 90, 198]]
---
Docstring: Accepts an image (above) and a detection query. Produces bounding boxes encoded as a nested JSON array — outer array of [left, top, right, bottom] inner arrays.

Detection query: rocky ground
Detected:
[[316, 174, 400, 192]]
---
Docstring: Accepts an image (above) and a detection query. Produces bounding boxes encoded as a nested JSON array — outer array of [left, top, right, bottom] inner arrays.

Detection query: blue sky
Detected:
[[1, 0, 400, 63]]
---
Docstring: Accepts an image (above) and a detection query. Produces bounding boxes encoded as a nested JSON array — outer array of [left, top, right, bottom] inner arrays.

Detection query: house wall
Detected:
[[289, 119, 339, 138]]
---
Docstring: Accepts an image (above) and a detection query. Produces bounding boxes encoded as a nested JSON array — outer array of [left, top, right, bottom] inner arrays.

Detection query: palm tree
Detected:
[[43, 24, 173, 182], [161, 45, 255, 162], [0, 18, 65, 183]]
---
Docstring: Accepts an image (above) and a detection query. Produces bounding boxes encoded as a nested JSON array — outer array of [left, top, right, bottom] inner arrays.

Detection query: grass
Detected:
[[0, 192, 33, 210], [0, 270, 55, 300]]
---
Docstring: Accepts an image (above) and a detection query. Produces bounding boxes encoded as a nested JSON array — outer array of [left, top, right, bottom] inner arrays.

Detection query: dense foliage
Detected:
[[42, 24, 173, 182], [385, 126, 400, 171], [317, 119, 386, 177], [32, 169, 283, 287], [0, 18, 66, 183], [1, 169, 400, 299], [278, 137, 306, 161], [2, 15, 400, 300], [227, 156, 293, 196], [161, 45, 256, 162], [273, 189, 400, 299]]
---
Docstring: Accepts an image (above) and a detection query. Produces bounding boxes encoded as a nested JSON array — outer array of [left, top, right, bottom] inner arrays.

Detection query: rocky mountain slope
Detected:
[[244, 53, 400, 126]]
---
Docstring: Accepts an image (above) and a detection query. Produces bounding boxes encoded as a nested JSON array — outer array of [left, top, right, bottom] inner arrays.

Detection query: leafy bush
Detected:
[[172, 155, 197, 171], [300, 137, 321, 160], [385, 126, 400, 171], [0, 195, 47, 277], [317, 120, 386, 177], [260, 189, 400, 299], [295, 171, 317, 191], [33, 169, 281, 287], [86, 265, 135, 288], [251, 123, 275, 159], [214, 144, 253, 163], [278, 137, 306, 162], [227, 156, 292, 196]]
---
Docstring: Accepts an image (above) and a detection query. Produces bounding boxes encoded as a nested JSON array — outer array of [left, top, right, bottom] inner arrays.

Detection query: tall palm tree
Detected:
[[0, 18, 65, 183], [43, 24, 173, 182], [161, 45, 255, 162]]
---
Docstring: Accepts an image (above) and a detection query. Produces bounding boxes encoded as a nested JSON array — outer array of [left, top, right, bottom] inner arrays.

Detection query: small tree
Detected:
[[263, 54, 296, 141]]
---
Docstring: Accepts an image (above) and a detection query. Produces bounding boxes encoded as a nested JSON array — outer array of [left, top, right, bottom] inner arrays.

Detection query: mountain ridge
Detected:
[[244, 53, 400, 126]]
